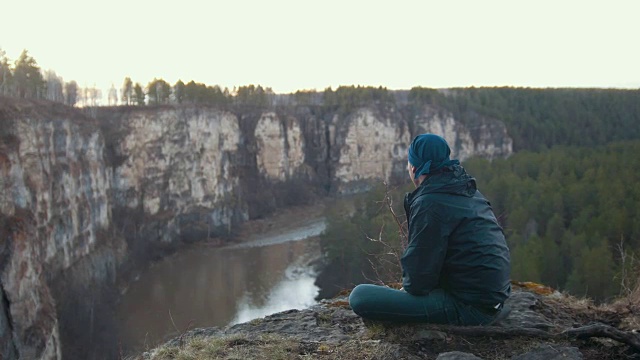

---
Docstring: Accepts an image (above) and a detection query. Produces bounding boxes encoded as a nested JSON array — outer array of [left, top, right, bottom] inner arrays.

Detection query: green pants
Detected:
[[348, 284, 496, 325]]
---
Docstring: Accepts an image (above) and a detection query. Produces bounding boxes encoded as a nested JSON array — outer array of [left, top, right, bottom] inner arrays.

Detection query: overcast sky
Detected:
[[2, 0, 639, 94]]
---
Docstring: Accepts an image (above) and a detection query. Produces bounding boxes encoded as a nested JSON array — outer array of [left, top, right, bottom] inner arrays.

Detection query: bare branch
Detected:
[[383, 181, 408, 249], [563, 323, 640, 352], [168, 308, 195, 349]]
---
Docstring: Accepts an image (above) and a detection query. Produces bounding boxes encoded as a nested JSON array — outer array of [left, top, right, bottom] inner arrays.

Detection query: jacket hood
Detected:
[[408, 164, 477, 201]]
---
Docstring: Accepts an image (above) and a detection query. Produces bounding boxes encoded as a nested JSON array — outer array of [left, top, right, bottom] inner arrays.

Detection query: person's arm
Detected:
[[401, 200, 447, 295]]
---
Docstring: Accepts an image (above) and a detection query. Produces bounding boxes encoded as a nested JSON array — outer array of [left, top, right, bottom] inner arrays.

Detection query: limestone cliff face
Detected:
[[414, 104, 512, 161], [0, 99, 513, 360], [331, 108, 411, 192], [327, 105, 511, 193], [108, 107, 247, 244], [0, 100, 120, 360], [254, 112, 305, 181]]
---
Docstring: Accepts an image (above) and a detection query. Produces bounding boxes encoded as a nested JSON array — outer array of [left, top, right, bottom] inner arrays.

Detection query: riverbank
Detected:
[[116, 202, 329, 355], [225, 202, 327, 246], [118, 201, 327, 289]]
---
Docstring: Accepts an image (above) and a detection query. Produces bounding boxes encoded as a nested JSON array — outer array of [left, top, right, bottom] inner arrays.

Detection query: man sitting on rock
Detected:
[[349, 134, 511, 325]]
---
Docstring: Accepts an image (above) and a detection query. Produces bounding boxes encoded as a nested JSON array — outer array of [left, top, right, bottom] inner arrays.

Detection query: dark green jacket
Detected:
[[402, 164, 511, 307]]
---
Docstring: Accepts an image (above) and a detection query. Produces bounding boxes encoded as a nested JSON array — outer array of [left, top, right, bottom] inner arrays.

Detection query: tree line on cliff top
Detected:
[[2, 49, 639, 150], [0, 49, 89, 106], [0, 48, 277, 107], [4, 49, 639, 150]]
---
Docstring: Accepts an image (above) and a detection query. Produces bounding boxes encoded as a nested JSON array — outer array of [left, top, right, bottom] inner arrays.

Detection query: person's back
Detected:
[[349, 134, 511, 325], [402, 165, 511, 309]]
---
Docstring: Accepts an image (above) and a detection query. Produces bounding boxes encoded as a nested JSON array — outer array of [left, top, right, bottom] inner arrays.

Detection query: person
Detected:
[[349, 134, 511, 325]]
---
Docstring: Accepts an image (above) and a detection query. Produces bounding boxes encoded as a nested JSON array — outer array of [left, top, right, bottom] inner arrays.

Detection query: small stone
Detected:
[[436, 351, 483, 360], [512, 344, 583, 360], [414, 329, 448, 340]]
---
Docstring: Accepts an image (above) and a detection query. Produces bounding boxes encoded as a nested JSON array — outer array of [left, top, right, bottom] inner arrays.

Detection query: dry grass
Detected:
[[609, 283, 640, 330], [630, 285, 640, 308], [511, 281, 559, 296], [148, 333, 296, 360], [143, 333, 408, 360]]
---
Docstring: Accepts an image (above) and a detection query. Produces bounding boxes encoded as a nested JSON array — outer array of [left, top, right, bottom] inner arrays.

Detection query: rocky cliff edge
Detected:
[[139, 283, 640, 360]]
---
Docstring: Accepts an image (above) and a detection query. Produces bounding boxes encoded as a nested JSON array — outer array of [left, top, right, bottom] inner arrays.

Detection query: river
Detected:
[[115, 214, 326, 354]]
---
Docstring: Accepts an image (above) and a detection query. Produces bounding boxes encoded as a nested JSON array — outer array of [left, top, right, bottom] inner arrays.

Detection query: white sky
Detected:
[[1, 0, 639, 94]]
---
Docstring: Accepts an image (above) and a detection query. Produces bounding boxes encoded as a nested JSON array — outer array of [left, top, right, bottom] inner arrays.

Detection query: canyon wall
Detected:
[[0, 98, 511, 359], [0, 99, 122, 359]]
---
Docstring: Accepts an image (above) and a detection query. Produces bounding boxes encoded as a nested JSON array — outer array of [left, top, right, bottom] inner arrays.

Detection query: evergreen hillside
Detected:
[[408, 87, 640, 150], [464, 141, 640, 300]]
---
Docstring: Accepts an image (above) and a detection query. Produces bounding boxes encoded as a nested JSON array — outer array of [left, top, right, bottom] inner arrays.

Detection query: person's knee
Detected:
[[349, 284, 374, 315]]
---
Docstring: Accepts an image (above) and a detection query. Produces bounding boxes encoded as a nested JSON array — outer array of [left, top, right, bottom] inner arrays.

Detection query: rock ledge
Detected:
[[141, 284, 639, 359]]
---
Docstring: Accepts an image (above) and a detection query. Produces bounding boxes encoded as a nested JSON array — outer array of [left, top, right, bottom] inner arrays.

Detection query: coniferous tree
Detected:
[[133, 83, 145, 105], [13, 50, 45, 99], [183, 80, 200, 103], [64, 81, 78, 107], [121, 77, 133, 105], [147, 78, 171, 105], [0, 48, 12, 95], [173, 80, 185, 104]]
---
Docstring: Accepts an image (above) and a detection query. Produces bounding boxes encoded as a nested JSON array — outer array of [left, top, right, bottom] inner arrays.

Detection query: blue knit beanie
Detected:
[[408, 134, 459, 179]]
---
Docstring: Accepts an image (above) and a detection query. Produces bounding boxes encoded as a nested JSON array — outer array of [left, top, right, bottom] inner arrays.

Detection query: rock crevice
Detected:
[[0, 282, 17, 360]]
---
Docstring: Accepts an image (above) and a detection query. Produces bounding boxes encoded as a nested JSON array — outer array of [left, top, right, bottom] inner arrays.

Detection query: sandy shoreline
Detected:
[[234, 202, 326, 242]]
